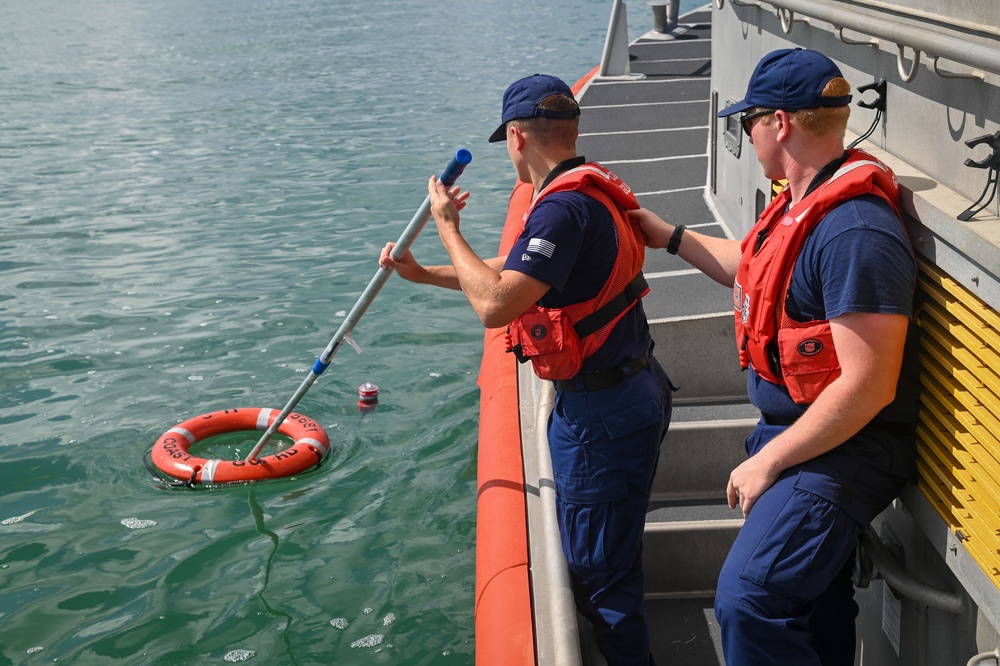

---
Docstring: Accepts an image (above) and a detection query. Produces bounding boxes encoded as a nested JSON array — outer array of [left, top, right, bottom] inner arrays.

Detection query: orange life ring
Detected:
[[150, 408, 329, 485]]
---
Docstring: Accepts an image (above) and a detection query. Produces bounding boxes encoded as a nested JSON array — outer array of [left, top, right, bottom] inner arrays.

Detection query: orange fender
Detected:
[[475, 68, 599, 665], [475, 180, 535, 665]]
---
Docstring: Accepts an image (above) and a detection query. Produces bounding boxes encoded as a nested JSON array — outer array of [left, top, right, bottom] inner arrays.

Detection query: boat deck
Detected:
[[574, 8, 753, 664], [501, 3, 1000, 665], [579, 13, 725, 323]]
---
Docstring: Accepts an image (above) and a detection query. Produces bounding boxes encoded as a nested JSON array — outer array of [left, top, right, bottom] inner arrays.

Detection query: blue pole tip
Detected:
[[440, 150, 472, 186]]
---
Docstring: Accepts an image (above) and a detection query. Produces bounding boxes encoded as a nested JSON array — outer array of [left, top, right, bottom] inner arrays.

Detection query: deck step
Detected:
[[579, 592, 724, 666], [643, 518, 743, 595], [646, 595, 725, 665], [653, 417, 757, 500], [650, 312, 747, 403]]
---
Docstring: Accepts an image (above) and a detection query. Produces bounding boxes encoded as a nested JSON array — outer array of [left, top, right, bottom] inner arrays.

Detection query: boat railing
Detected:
[[715, 0, 1000, 82], [518, 362, 584, 666], [857, 525, 966, 616]]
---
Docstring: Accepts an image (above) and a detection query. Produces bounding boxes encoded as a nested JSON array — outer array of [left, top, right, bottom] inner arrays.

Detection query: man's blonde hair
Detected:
[[759, 77, 852, 139], [509, 94, 579, 147]]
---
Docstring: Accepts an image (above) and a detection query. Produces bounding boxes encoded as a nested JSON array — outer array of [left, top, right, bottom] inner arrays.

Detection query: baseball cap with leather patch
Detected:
[[718, 48, 852, 118]]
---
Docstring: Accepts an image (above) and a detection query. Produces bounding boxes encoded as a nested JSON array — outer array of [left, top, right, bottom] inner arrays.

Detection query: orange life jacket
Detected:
[[733, 149, 903, 404], [507, 163, 647, 380]]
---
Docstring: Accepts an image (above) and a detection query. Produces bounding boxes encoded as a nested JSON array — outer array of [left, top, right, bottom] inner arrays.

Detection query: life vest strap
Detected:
[[573, 272, 649, 339]]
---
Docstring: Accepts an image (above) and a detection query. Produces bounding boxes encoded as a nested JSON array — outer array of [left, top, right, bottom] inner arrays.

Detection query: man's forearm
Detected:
[[406, 255, 505, 291], [416, 265, 462, 290], [676, 229, 742, 287], [632, 208, 740, 286], [436, 225, 508, 324]]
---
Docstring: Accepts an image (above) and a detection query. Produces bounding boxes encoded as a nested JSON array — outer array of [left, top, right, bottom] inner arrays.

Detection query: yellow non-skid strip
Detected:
[[916, 258, 1000, 590]]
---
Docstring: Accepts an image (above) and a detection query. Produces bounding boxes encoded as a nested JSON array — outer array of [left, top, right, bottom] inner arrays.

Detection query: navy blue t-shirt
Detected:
[[748, 193, 918, 419], [502, 189, 650, 373]]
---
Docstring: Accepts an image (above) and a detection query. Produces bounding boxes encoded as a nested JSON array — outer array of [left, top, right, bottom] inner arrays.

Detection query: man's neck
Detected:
[[537, 155, 587, 192], [527, 148, 581, 193], [785, 143, 847, 206]]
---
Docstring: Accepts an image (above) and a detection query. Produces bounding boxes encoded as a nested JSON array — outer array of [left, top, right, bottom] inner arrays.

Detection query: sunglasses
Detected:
[[740, 109, 776, 137]]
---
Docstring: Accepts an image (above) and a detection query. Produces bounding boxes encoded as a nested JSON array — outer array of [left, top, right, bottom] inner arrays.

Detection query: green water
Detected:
[[0, 0, 705, 663]]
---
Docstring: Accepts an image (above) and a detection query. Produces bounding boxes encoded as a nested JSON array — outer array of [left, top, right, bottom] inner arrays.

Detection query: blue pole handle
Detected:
[[439, 148, 473, 187]]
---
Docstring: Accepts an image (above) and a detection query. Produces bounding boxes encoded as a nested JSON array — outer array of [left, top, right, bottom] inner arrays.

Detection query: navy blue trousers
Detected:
[[715, 419, 915, 665], [548, 356, 673, 665]]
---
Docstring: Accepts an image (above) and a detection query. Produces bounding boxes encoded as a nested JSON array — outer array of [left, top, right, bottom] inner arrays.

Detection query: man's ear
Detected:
[[509, 125, 526, 150], [773, 110, 792, 141]]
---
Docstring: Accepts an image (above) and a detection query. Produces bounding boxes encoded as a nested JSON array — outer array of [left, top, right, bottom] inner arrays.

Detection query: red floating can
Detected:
[[358, 382, 379, 412]]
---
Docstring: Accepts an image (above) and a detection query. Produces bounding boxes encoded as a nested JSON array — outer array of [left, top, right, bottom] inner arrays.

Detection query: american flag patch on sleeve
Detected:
[[526, 238, 556, 258]]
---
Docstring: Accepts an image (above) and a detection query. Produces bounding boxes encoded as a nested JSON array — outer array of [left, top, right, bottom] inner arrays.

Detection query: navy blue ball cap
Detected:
[[717, 48, 852, 118], [488, 74, 581, 143]]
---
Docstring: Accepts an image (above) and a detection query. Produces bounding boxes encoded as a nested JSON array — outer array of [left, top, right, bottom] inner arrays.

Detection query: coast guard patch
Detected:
[[797, 339, 824, 356]]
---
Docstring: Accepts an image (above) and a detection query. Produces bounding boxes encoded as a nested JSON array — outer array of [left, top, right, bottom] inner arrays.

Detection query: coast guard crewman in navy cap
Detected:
[[631, 48, 919, 665], [381, 73, 674, 664]]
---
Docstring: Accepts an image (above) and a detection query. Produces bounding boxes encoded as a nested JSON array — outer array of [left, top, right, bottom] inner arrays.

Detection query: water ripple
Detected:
[[0, 0, 691, 662]]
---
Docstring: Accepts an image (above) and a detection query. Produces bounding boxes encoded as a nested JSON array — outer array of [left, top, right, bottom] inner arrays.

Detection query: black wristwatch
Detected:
[[666, 224, 686, 255]]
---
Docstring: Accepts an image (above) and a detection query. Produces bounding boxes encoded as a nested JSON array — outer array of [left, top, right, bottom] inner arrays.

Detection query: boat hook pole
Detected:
[[244, 148, 472, 461]]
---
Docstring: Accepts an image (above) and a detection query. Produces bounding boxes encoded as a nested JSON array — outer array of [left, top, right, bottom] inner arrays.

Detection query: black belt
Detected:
[[762, 413, 798, 426], [554, 356, 648, 392], [762, 412, 915, 436]]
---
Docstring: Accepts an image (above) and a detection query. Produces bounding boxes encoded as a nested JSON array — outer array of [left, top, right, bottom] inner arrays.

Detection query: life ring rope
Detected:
[[149, 407, 330, 486]]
